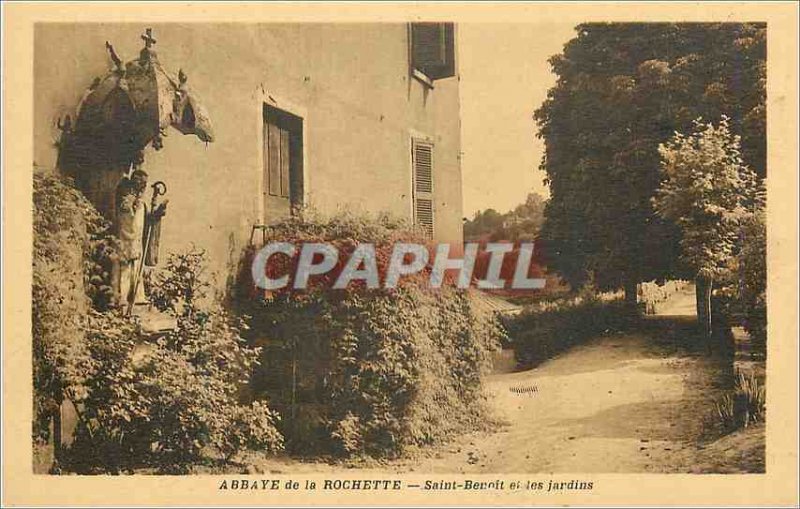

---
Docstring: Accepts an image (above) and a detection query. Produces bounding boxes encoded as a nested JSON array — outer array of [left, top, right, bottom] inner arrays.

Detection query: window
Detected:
[[410, 23, 456, 82], [412, 138, 434, 236], [262, 104, 303, 220]]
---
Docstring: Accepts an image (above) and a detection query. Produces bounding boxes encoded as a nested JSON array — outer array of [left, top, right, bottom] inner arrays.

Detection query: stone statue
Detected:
[[115, 166, 167, 311]]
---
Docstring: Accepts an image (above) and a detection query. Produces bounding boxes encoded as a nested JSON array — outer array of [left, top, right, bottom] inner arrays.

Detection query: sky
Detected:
[[458, 23, 578, 217]]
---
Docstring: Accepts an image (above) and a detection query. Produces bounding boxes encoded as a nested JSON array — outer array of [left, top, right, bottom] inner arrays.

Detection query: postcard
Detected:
[[3, 2, 798, 507]]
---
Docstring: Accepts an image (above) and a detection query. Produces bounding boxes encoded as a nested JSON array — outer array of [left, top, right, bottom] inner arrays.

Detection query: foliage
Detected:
[[237, 211, 505, 457], [653, 117, 764, 337], [147, 249, 211, 316], [32, 175, 284, 473], [463, 192, 552, 297], [32, 171, 102, 442], [330, 413, 363, 455], [66, 249, 283, 472], [508, 294, 634, 369], [653, 117, 762, 281], [464, 192, 547, 242], [535, 23, 766, 293], [711, 369, 766, 434], [736, 212, 766, 353], [86, 234, 123, 311]]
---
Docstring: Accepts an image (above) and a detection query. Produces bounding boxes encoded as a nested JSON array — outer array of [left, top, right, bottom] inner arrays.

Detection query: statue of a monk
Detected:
[[115, 168, 167, 310]]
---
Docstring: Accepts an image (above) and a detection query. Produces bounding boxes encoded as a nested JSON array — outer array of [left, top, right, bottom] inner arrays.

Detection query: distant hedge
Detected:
[[508, 295, 634, 369], [237, 212, 506, 457]]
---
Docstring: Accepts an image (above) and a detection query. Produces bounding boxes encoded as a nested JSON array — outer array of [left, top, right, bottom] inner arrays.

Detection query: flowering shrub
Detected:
[[237, 211, 505, 457]]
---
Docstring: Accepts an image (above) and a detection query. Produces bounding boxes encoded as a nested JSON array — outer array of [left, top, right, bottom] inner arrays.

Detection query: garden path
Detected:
[[399, 284, 762, 474]]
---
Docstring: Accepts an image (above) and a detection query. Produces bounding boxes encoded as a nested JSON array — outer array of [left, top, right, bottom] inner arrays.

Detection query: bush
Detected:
[[33, 172, 283, 472], [508, 293, 634, 369], [146, 250, 284, 463], [737, 212, 766, 355], [710, 210, 766, 354], [236, 211, 505, 457], [65, 249, 283, 473], [32, 171, 104, 443], [32, 170, 120, 443]]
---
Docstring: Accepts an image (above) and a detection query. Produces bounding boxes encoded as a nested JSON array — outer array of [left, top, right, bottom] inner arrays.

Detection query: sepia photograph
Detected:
[[3, 2, 798, 507]]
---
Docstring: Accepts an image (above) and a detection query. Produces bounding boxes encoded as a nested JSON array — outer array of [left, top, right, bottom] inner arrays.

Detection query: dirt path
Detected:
[[387, 285, 758, 474], [242, 285, 762, 474], [653, 283, 697, 316], [406, 336, 713, 473]]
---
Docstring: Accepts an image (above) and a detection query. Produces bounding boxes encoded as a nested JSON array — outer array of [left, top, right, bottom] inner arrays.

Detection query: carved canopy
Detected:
[[70, 27, 214, 165]]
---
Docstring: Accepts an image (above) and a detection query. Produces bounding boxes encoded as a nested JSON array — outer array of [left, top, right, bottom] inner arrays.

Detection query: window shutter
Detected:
[[266, 122, 281, 196], [264, 108, 292, 199], [279, 128, 290, 198], [411, 23, 455, 80], [412, 139, 434, 236]]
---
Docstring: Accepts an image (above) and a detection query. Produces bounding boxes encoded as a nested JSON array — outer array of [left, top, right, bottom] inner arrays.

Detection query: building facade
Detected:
[[34, 23, 464, 283]]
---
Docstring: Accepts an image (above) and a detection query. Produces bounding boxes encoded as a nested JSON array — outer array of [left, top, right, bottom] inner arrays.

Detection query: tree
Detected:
[[652, 117, 763, 336], [535, 23, 766, 304], [463, 192, 546, 242], [507, 192, 547, 241], [465, 208, 504, 240]]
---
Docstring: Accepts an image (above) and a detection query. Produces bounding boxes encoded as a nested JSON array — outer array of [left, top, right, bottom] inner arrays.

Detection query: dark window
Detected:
[[262, 104, 303, 219], [410, 23, 456, 81]]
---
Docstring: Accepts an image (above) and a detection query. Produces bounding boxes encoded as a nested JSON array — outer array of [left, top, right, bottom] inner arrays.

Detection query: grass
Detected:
[[711, 369, 766, 435]]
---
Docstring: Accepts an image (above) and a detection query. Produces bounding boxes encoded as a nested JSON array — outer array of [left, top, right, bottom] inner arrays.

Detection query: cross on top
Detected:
[[141, 28, 156, 48]]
